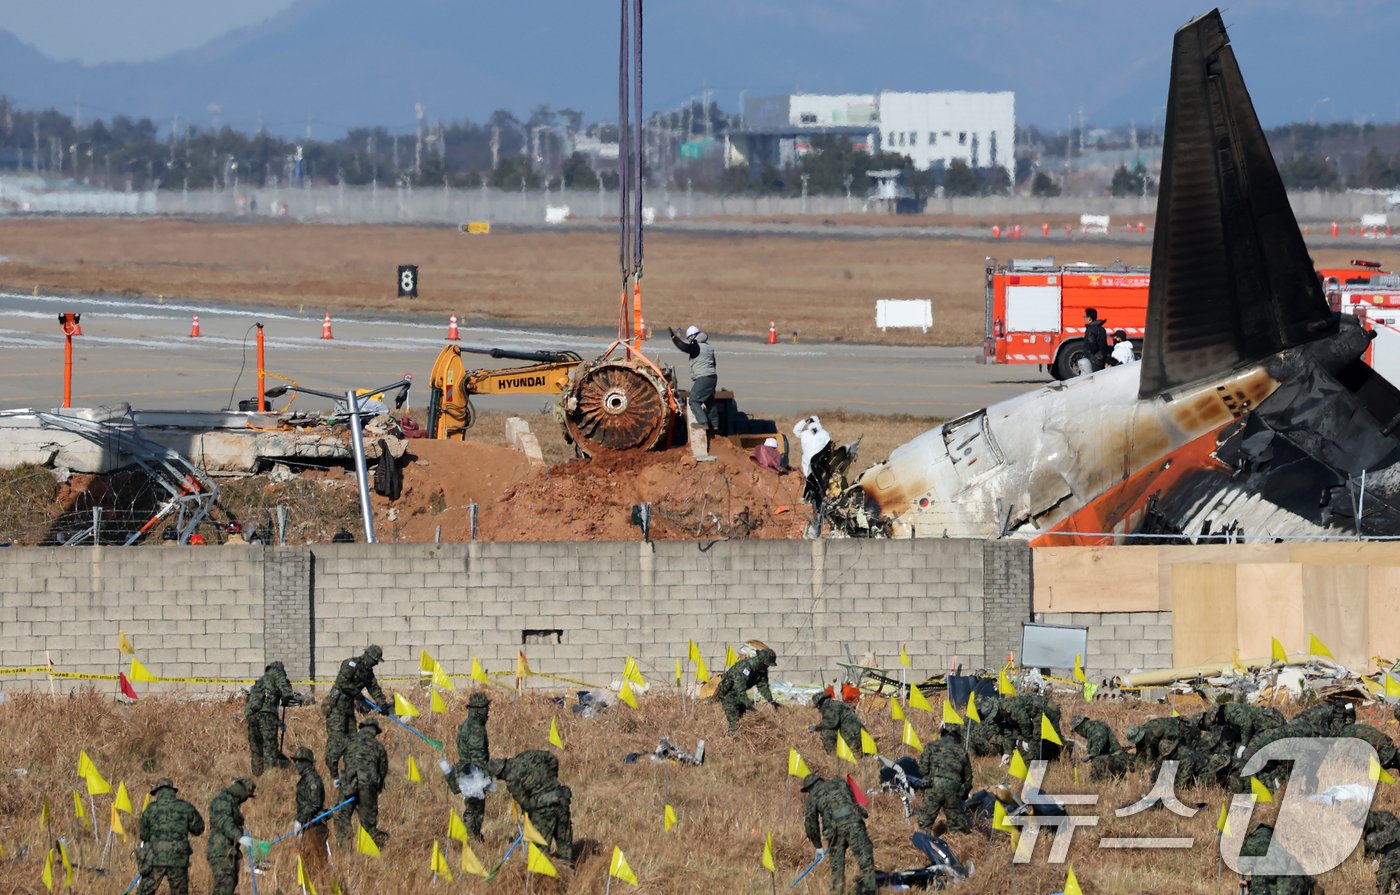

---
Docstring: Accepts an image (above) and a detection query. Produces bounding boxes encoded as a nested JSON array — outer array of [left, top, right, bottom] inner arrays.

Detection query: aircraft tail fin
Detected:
[[1138, 9, 1333, 399]]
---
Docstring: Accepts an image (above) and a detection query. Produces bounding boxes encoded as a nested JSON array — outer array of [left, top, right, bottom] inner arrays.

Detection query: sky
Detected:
[[2, 0, 297, 63]]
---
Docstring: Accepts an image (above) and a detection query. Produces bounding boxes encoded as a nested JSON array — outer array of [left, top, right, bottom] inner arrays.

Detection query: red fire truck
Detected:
[[1338, 272, 1400, 384], [983, 258, 1388, 379]]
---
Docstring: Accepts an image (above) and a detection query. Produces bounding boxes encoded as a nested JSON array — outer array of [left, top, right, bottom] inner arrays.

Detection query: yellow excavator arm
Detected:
[[427, 344, 581, 439]]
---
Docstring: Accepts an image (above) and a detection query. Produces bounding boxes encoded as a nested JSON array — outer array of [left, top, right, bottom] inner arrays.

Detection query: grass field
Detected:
[[0, 686, 1392, 895]]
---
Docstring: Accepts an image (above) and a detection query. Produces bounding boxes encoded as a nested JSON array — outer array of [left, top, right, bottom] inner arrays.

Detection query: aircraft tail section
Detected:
[[1138, 9, 1333, 399]]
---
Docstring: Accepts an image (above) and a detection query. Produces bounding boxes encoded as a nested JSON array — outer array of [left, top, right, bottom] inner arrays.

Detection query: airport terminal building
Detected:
[[731, 90, 1015, 180]]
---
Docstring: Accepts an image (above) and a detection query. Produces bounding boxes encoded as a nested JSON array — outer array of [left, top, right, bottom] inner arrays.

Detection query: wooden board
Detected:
[[1033, 546, 1161, 612], [1171, 564, 1240, 667], [1369, 567, 1400, 671], [1235, 564, 1306, 660], [1301, 565, 1369, 670]]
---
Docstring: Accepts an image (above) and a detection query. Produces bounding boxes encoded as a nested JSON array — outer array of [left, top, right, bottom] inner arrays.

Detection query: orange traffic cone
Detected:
[[189, 315, 201, 338], [320, 313, 334, 340], [446, 314, 461, 340], [1041, 222, 1050, 236], [71, 316, 84, 336], [767, 321, 777, 345]]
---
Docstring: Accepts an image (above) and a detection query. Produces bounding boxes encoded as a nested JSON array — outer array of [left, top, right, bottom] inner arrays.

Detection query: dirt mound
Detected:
[[377, 438, 532, 542], [471, 437, 808, 541]]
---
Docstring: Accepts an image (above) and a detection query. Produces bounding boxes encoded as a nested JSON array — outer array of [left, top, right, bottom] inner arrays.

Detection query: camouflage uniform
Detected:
[[1366, 810, 1400, 893], [802, 774, 876, 895], [1126, 716, 1195, 769], [916, 734, 972, 833], [136, 779, 204, 895], [323, 645, 387, 780], [292, 747, 329, 878], [336, 718, 389, 847], [811, 693, 863, 755], [1240, 823, 1317, 895], [1220, 702, 1286, 746], [492, 750, 575, 864], [1239, 722, 1310, 792], [713, 648, 778, 732], [967, 697, 1006, 757], [245, 660, 295, 776], [1342, 723, 1398, 770], [997, 695, 1062, 760], [454, 693, 492, 838], [1071, 717, 1130, 780], [206, 778, 255, 895], [1292, 701, 1354, 737]]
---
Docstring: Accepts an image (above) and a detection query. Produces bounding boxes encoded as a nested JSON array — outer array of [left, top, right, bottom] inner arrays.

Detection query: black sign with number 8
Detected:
[[397, 264, 419, 298]]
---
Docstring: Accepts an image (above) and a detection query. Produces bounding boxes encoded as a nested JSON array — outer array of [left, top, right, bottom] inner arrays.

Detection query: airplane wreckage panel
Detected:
[[817, 9, 1400, 545]]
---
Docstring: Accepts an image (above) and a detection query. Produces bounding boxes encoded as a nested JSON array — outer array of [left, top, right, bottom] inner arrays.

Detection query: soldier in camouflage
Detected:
[[1239, 822, 1317, 895], [966, 696, 1006, 757], [336, 717, 389, 847], [1071, 716, 1131, 780], [916, 729, 973, 834], [136, 778, 204, 895], [206, 777, 256, 895], [489, 750, 575, 865], [1291, 700, 1354, 738], [1125, 715, 1195, 770], [1219, 701, 1285, 746], [1342, 723, 1399, 771], [1365, 810, 1400, 893], [995, 695, 1063, 760], [811, 692, 863, 755], [323, 644, 388, 781], [802, 773, 877, 895], [713, 647, 778, 732], [244, 660, 300, 776], [291, 746, 328, 878], [448, 692, 492, 838]]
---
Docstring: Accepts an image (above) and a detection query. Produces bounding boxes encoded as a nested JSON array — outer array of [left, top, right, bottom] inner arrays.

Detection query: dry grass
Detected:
[[0, 464, 61, 545], [0, 687, 1393, 894]]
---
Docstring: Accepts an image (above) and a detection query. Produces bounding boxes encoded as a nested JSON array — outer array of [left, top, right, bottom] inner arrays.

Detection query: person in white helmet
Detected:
[[670, 324, 718, 461]]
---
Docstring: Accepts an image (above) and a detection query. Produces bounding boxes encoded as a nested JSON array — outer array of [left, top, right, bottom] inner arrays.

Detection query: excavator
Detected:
[[427, 0, 777, 458]]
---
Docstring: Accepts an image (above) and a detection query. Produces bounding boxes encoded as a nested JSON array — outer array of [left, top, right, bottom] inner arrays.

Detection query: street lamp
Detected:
[[1311, 97, 1330, 125]]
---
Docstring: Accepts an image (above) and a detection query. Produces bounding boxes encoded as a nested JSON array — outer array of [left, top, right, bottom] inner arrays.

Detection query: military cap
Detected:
[[486, 758, 507, 777], [266, 660, 285, 673], [760, 648, 777, 666], [363, 644, 384, 663], [468, 692, 490, 709], [799, 773, 822, 792], [1125, 725, 1145, 744], [359, 717, 381, 732], [150, 777, 177, 794], [811, 692, 829, 707], [293, 746, 315, 763], [233, 777, 257, 798], [1070, 715, 1088, 732]]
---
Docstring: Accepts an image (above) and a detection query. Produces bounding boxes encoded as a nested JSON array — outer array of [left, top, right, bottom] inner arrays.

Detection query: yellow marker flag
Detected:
[[726, 645, 739, 666], [992, 799, 1019, 843], [41, 847, 54, 892], [142, 793, 151, 813], [997, 667, 1017, 696], [407, 756, 422, 784], [1216, 800, 1231, 836], [1073, 654, 1086, 683], [664, 804, 678, 832], [967, 692, 981, 723], [110, 803, 125, 838], [430, 689, 447, 714], [59, 840, 73, 887], [623, 656, 647, 687], [1171, 708, 1181, 717], [675, 658, 682, 687], [688, 640, 703, 663], [941, 699, 964, 727], [1308, 634, 1333, 659], [618, 680, 638, 709], [356, 824, 381, 858], [903, 720, 923, 751], [761, 832, 775, 872], [393, 693, 419, 718], [549, 716, 564, 749], [432, 662, 455, 692], [298, 854, 320, 894], [526, 842, 558, 877], [430, 840, 453, 882], [1371, 756, 1396, 784], [461, 841, 488, 877], [1040, 714, 1063, 746], [695, 654, 710, 682], [1250, 776, 1273, 803], [788, 748, 811, 778], [77, 750, 96, 779], [836, 734, 858, 765], [1364, 675, 1383, 695], [72, 791, 88, 828], [891, 698, 905, 721], [1232, 651, 1248, 674], [1009, 750, 1029, 781], [1387, 672, 1400, 699], [1271, 637, 1288, 664], [86, 765, 111, 796], [447, 810, 468, 845], [130, 658, 155, 683], [523, 814, 547, 845], [118, 630, 135, 655], [908, 685, 933, 713], [610, 846, 640, 886], [39, 794, 49, 831], [516, 651, 531, 683], [115, 782, 132, 814], [1064, 864, 1084, 895], [899, 643, 911, 668], [419, 649, 436, 675], [860, 728, 878, 755], [470, 657, 489, 685]]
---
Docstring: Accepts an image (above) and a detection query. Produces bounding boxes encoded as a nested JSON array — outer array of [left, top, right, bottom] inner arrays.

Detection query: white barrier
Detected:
[[544, 205, 571, 224], [875, 299, 933, 332], [1080, 214, 1110, 234]]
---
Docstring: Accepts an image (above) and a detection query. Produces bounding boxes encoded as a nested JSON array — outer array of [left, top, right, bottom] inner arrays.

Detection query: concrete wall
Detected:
[[0, 538, 1033, 691]]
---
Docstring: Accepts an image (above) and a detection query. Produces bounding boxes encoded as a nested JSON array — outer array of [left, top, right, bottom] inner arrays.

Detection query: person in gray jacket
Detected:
[[670, 324, 718, 462]]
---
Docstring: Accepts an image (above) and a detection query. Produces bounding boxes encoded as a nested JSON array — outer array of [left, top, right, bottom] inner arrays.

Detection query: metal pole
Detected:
[[276, 506, 287, 545], [63, 331, 73, 408], [93, 507, 100, 545], [345, 391, 376, 543], [256, 324, 267, 412], [470, 503, 478, 541]]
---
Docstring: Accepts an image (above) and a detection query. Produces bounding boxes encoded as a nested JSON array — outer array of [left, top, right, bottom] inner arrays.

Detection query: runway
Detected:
[[0, 291, 1047, 420]]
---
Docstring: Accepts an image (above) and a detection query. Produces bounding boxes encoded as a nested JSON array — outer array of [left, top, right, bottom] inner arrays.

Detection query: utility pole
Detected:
[[415, 102, 425, 180], [490, 125, 500, 170]]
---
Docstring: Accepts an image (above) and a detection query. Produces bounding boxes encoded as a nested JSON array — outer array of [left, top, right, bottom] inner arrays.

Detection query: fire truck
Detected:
[[1337, 272, 1400, 384], [983, 257, 1388, 380]]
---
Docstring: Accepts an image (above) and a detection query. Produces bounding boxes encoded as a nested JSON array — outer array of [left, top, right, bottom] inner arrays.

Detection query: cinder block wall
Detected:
[[0, 539, 1033, 690], [1039, 610, 1174, 677]]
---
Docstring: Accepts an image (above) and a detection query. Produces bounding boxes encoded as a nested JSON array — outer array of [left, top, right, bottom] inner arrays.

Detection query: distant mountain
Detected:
[[2, 0, 1397, 136]]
